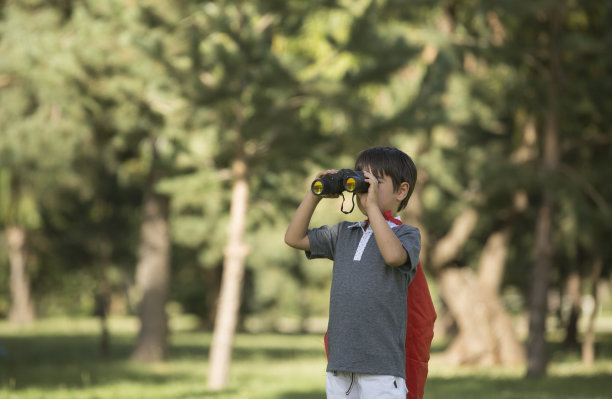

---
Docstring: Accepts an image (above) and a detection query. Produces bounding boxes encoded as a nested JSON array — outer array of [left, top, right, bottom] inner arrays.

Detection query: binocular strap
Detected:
[[340, 192, 356, 214]]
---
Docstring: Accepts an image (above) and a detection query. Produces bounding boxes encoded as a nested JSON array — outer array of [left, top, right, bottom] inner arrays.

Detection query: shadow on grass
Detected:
[[277, 389, 326, 399], [262, 373, 612, 399], [169, 343, 324, 362], [0, 333, 186, 390], [426, 373, 612, 399], [0, 331, 325, 391], [169, 332, 326, 362]]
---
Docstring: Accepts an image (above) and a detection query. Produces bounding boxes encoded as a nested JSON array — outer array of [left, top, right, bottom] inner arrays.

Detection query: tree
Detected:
[[108, 0, 338, 385], [427, 0, 612, 374], [54, 1, 177, 360], [195, 1, 332, 389], [480, 0, 612, 377], [0, 1, 91, 324]]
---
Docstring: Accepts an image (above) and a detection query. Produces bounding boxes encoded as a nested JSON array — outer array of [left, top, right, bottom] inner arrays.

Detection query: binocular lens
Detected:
[[312, 181, 324, 195], [345, 178, 356, 192]]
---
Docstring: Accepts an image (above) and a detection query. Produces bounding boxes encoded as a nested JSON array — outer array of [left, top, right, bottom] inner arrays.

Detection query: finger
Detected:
[[315, 169, 338, 179], [362, 170, 377, 181], [363, 173, 378, 185]]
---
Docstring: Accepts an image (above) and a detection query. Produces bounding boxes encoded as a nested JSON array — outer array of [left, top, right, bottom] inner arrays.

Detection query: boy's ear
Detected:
[[396, 182, 410, 201]]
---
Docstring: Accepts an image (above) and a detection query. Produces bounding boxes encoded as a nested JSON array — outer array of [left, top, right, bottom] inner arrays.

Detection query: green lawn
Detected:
[[1, 316, 611, 399]]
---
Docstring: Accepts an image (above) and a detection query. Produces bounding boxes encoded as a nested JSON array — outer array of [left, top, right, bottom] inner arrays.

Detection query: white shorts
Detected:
[[326, 371, 407, 399]]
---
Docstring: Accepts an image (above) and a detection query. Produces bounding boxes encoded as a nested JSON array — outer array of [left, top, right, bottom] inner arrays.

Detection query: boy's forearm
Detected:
[[284, 191, 321, 251], [368, 209, 408, 267]]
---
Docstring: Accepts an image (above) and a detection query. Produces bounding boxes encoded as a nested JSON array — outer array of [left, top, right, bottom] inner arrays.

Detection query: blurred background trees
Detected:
[[1, 0, 611, 389]]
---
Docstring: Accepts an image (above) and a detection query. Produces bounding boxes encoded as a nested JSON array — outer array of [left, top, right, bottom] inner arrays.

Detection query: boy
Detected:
[[285, 146, 421, 399]]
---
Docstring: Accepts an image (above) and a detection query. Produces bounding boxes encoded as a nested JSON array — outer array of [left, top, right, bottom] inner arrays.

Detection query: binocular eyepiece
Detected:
[[311, 169, 369, 196]]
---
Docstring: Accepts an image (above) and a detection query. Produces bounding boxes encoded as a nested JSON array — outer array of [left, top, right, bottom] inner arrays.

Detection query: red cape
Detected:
[[324, 261, 436, 399]]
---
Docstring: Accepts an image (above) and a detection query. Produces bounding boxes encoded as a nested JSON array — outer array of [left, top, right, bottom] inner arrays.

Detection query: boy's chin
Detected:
[[356, 203, 368, 217], [355, 196, 368, 216]]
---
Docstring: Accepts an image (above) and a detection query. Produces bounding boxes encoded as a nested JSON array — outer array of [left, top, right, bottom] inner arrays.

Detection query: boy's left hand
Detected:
[[360, 169, 379, 213]]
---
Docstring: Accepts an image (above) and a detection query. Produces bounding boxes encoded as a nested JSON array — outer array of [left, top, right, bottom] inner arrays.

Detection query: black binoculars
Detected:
[[311, 169, 369, 196]]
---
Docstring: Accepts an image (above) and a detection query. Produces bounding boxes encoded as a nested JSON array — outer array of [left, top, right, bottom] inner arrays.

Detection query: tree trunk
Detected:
[[563, 270, 581, 350], [439, 268, 496, 365], [203, 263, 223, 329], [428, 207, 478, 340], [478, 228, 511, 293], [582, 259, 602, 366], [441, 270, 525, 366], [527, 198, 554, 376], [207, 155, 250, 390], [526, 6, 562, 377], [95, 285, 111, 358], [132, 169, 171, 363], [429, 208, 478, 274], [439, 228, 524, 366], [479, 228, 525, 365], [6, 226, 34, 325]]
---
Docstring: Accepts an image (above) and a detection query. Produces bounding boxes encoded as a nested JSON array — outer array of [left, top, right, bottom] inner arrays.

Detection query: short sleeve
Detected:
[[305, 223, 342, 261], [396, 225, 421, 282]]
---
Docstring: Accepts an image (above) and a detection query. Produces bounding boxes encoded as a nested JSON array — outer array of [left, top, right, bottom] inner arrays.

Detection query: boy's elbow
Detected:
[[284, 232, 300, 249], [284, 232, 309, 251], [284, 232, 294, 247], [387, 259, 405, 268], [386, 251, 408, 268]]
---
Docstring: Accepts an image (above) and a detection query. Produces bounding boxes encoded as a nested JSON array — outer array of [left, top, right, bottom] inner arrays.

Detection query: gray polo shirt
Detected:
[[306, 218, 420, 379]]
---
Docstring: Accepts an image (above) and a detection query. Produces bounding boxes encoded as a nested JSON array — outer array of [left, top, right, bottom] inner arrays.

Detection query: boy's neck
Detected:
[[365, 210, 402, 224]]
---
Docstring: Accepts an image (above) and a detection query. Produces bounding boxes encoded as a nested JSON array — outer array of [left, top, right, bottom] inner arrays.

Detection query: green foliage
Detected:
[[0, 2, 88, 229]]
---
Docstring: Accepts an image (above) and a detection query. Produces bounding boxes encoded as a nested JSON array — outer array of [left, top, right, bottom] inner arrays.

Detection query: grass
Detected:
[[1, 316, 611, 399]]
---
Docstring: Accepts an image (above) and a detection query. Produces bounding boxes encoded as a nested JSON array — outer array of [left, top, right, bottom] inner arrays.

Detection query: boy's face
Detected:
[[355, 169, 404, 217]]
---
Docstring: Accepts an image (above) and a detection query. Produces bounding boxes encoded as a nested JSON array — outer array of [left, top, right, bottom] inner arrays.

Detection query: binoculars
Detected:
[[311, 169, 369, 196]]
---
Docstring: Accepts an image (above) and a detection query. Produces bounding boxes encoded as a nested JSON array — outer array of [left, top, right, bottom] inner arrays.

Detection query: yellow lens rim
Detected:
[[345, 178, 356, 192], [312, 181, 324, 195]]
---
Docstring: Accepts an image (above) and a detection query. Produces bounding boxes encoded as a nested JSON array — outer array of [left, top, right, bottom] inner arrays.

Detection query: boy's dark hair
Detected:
[[354, 146, 417, 212]]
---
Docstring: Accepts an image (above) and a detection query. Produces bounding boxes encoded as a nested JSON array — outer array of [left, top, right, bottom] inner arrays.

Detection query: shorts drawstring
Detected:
[[345, 372, 355, 396]]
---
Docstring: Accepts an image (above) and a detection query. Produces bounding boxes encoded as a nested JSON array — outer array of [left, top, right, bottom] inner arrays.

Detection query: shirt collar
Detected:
[[348, 213, 402, 232]]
